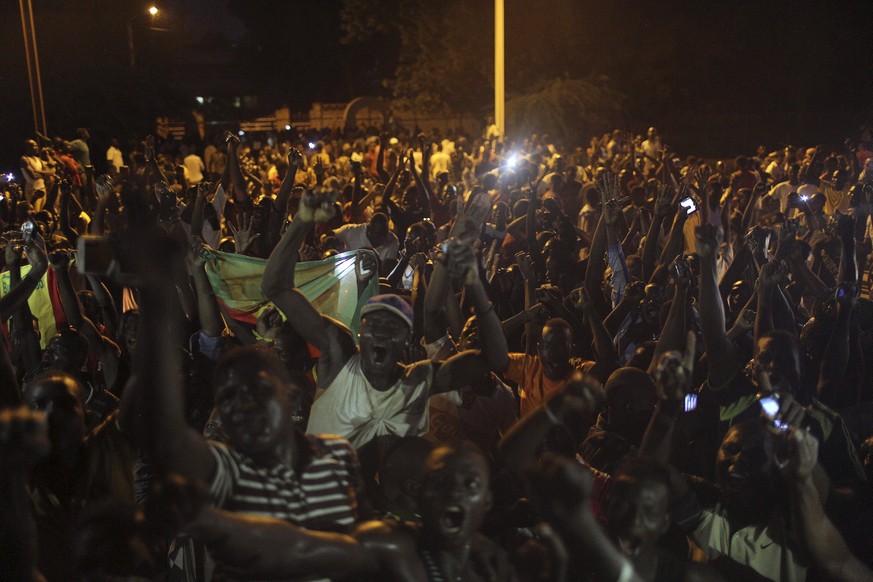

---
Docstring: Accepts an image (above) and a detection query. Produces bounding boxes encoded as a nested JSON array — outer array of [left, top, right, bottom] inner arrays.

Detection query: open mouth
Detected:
[[617, 535, 641, 556], [372, 346, 388, 365], [440, 505, 466, 533]]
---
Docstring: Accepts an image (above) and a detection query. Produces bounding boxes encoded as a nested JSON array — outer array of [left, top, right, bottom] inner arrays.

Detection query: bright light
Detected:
[[195, 96, 204, 105], [284, 124, 291, 131], [238, 130, 245, 137], [148, 6, 158, 16], [507, 154, 518, 168], [308, 142, 316, 150]]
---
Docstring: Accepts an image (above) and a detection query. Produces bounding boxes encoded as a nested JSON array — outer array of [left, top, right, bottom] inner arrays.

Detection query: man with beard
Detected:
[[261, 194, 508, 451]]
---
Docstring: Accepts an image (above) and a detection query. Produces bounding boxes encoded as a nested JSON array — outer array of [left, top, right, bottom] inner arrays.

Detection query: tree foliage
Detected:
[[506, 76, 626, 144]]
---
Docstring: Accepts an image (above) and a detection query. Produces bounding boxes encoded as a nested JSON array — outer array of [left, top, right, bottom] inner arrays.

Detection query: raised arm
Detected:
[[499, 372, 604, 478], [695, 225, 739, 388], [85, 274, 120, 335], [119, 231, 215, 482], [648, 257, 690, 374], [754, 261, 788, 342], [642, 185, 673, 281], [50, 252, 121, 390], [431, 241, 508, 394], [225, 135, 250, 204], [650, 199, 689, 285], [780, 429, 873, 582], [0, 235, 48, 321], [261, 194, 356, 387]]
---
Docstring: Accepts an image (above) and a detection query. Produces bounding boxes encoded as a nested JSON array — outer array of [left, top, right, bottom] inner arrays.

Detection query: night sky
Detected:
[[0, 0, 871, 166]]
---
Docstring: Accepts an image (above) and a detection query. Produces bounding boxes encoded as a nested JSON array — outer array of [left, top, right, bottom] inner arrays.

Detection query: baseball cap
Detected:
[[361, 294, 414, 329]]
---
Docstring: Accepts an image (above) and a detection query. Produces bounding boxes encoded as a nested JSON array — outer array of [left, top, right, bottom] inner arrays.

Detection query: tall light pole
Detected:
[[19, 0, 46, 135], [494, 0, 505, 138]]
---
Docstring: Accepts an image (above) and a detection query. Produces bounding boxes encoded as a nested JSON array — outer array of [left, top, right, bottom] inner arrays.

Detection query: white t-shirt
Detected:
[[333, 223, 399, 261], [106, 146, 124, 173], [307, 353, 435, 449], [430, 151, 451, 179], [183, 153, 205, 184]]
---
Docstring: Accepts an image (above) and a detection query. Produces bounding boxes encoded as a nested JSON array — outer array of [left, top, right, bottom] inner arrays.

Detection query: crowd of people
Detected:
[[2, 119, 873, 582]]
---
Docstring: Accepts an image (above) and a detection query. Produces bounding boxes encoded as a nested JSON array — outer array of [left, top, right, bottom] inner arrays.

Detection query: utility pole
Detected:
[[494, 0, 505, 138], [19, 0, 47, 135]]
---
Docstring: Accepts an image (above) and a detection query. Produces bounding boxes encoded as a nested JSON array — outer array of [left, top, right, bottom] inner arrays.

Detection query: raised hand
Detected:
[[298, 242, 320, 262], [602, 198, 622, 226], [48, 249, 72, 270], [654, 183, 675, 217], [536, 284, 564, 309], [757, 260, 788, 290], [23, 233, 48, 270], [622, 280, 646, 306], [449, 188, 491, 244], [774, 428, 818, 480], [408, 252, 428, 272], [224, 131, 240, 147], [596, 170, 620, 206], [229, 212, 260, 255], [297, 188, 337, 223], [441, 238, 477, 284], [653, 331, 697, 401], [555, 371, 605, 420], [355, 250, 378, 283], [669, 255, 693, 288], [694, 224, 723, 260], [515, 251, 534, 281], [288, 147, 303, 166]]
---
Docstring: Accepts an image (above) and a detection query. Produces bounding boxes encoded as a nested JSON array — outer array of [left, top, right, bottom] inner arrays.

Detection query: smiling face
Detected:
[[419, 446, 492, 550], [358, 310, 410, 387]]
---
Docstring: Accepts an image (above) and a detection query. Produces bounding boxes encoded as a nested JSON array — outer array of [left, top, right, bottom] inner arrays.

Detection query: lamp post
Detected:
[[18, 0, 46, 135], [494, 0, 505, 138], [128, 6, 159, 69]]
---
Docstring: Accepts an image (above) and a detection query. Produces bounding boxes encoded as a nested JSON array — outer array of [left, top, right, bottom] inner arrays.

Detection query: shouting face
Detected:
[[419, 445, 492, 549]]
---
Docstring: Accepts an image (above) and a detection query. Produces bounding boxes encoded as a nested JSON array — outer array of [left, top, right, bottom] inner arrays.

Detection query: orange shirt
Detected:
[[506, 353, 570, 417]]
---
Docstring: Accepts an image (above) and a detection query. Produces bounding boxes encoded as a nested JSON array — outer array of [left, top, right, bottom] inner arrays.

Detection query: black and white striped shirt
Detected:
[[208, 433, 364, 532]]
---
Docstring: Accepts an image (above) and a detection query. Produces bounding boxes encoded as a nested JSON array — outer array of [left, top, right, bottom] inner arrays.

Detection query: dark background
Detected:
[[1, 0, 871, 169]]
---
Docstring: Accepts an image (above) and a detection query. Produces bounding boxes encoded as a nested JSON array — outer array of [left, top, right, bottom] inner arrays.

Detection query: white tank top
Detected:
[[306, 353, 435, 449]]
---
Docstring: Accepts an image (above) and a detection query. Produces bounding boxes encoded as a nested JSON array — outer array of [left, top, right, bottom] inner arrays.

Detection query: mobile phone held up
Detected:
[[758, 393, 789, 431], [679, 196, 698, 215], [20, 218, 37, 243]]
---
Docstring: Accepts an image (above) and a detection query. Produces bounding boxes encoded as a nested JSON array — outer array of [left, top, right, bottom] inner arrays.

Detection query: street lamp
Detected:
[[128, 6, 161, 69]]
